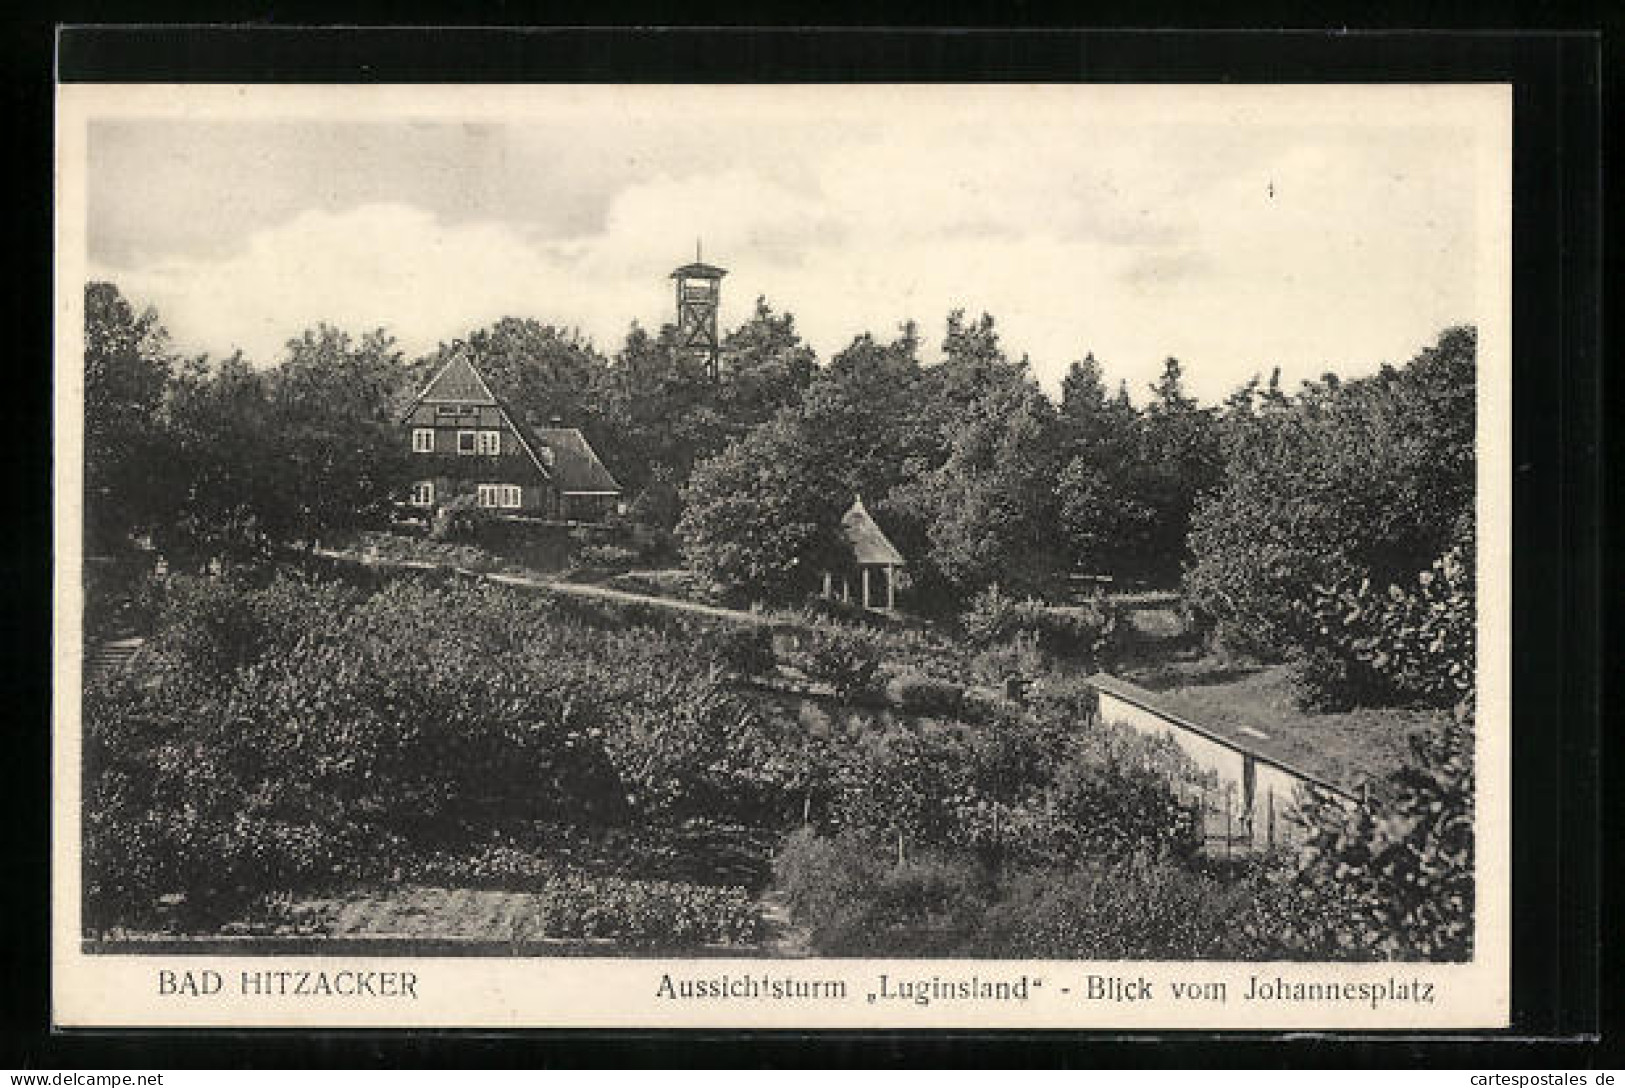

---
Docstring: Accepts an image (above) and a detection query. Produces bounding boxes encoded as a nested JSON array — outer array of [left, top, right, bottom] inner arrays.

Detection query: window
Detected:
[[412, 428, 434, 453], [477, 484, 521, 509], [410, 481, 435, 507], [457, 430, 477, 454], [476, 430, 502, 455]]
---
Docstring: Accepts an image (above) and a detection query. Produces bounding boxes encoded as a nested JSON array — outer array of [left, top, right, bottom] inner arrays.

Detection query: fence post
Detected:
[[1225, 790, 1233, 862]]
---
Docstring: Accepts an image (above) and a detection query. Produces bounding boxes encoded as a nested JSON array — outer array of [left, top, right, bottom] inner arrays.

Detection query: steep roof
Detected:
[[536, 427, 623, 494], [414, 352, 498, 404], [840, 497, 906, 566]]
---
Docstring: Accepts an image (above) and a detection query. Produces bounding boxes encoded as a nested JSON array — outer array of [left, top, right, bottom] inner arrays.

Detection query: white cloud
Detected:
[[92, 112, 1481, 406]]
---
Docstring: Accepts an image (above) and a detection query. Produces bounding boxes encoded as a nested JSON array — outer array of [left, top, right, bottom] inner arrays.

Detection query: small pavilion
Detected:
[[823, 496, 906, 613]]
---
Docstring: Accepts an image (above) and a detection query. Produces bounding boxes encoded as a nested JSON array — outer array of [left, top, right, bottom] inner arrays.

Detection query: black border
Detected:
[[8, 24, 1609, 1068]]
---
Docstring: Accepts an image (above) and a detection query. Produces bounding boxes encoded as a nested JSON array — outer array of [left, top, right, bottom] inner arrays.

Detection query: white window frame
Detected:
[[477, 484, 522, 510], [410, 481, 435, 507], [412, 428, 435, 453], [457, 430, 478, 455], [476, 429, 502, 456]]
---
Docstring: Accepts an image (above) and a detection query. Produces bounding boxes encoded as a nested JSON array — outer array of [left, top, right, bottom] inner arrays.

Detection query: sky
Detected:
[[81, 85, 1495, 405]]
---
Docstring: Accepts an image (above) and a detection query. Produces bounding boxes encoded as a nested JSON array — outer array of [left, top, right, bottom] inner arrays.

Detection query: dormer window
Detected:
[[412, 428, 434, 453]]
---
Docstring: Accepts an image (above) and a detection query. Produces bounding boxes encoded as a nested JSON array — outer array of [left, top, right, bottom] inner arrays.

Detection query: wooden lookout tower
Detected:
[[671, 243, 727, 381]]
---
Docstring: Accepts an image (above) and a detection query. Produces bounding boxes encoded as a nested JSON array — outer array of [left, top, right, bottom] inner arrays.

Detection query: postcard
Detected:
[[54, 81, 1510, 1029]]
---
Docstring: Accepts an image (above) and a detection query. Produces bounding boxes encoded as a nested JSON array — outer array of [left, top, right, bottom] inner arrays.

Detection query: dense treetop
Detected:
[[85, 279, 1474, 677]]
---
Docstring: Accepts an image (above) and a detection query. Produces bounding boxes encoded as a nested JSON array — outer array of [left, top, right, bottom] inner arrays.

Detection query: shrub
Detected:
[[1047, 743, 1204, 861], [1290, 545, 1475, 711], [588, 819, 779, 890], [84, 561, 1217, 944], [1266, 702, 1475, 961], [969, 632, 1047, 686], [699, 626, 778, 677], [773, 831, 1263, 959], [531, 873, 761, 946], [885, 671, 965, 715], [573, 543, 641, 573], [792, 631, 883, 700], [978, 854, 1275, 959], [773, 828, 988, 955], [960, 584, 1119, 663], [960, 584, 1029, 646], [406, 845, 559, 889]]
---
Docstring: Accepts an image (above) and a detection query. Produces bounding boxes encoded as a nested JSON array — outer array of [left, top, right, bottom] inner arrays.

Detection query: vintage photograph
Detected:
[[55, 83, 1510, 1027]]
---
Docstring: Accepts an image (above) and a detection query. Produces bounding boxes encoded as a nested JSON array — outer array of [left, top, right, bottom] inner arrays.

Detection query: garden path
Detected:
[[483, 570, 777, 625], [324, 545, 782, 627], [754, 889, 814, 958]]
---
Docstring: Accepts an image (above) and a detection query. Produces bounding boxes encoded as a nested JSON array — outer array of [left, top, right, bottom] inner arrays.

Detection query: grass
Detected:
[[1124, 655, 1439, 789]]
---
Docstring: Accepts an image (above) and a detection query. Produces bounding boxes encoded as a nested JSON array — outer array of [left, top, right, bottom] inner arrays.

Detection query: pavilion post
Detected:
[[861, 567, 871, 610]]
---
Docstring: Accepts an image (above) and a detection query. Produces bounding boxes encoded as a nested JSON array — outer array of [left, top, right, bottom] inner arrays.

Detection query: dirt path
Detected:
[[317, 547, 775, 628], [754, 889, 815, 958], [484, 571, 775, 626]]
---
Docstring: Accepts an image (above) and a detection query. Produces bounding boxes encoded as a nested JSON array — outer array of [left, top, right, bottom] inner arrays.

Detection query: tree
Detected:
[[676, 414, 847, 603], [714, 297, 818, 435], [263, 325, 415, 547], [596, 320, 728, 515], [439, 318, 609, 422], [161, 351, 277, 560], [83, 282, 176, 552], [799, 326, 933, 500], [897, 378, 1066, 596], [1053, 352, 1153, 576], [1133, 357, 1223, 582], [1184, 327, 1477, 662], [677, 324, 928, 603]]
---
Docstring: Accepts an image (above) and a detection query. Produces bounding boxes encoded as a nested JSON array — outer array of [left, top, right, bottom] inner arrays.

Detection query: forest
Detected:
[[81, 280, 1478, 958]]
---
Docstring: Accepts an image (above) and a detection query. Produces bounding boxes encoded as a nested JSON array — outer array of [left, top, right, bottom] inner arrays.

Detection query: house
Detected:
[[822, 496, 907, 612], [1087, 672, 1359, 852], [399, 351, 622, 523]]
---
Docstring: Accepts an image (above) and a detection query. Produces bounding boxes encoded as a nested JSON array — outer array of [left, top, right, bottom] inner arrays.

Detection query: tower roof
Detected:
[[670, 261, 727, 279]]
